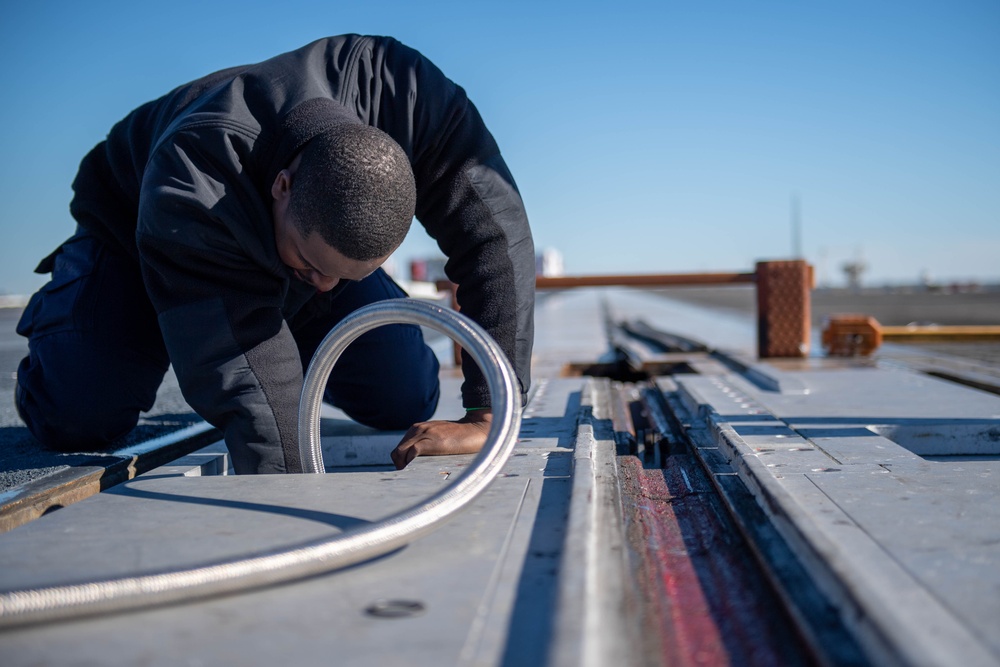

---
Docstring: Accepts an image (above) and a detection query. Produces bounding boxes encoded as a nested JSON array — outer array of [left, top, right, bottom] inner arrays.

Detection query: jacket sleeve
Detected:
[[371, 38, 535, 409], [136, 126, 303, 474]]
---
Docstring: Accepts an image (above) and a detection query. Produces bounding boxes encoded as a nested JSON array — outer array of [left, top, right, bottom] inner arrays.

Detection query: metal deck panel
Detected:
[[811, 465, 1000, 657], [0, 469, 532, 666], [676, 366, 1000, 666], [0, 377, 591, 666]]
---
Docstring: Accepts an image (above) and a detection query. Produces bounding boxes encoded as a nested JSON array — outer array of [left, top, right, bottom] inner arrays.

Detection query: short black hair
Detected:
[[288, 123, 416, 261]]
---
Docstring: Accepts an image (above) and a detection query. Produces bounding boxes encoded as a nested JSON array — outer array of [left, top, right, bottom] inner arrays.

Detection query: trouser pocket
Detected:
[[16, 230, 104, 340]]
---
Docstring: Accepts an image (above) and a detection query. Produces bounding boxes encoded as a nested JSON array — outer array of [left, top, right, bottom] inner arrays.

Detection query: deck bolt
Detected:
[[364, 599, 426, 619]]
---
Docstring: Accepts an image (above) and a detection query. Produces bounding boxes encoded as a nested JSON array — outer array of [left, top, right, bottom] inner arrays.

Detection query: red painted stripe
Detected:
[[618, 455, 812, 666]]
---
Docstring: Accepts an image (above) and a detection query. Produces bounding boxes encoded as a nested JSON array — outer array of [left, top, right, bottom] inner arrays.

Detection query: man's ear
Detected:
[[272, 153, 303, 201], [271, 169, 292, 201]]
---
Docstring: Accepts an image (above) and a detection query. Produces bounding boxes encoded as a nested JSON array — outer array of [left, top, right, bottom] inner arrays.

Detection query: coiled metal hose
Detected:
[[0, 299, 521, 628]]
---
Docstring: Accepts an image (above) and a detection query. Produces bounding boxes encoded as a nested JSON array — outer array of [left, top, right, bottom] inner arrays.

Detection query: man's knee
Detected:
[[15, 229, 169, 451], [16, 365, 141, 451], [325, 324, 441, 430], [339, 362, 441, 430], [16, 340, 166, 452]]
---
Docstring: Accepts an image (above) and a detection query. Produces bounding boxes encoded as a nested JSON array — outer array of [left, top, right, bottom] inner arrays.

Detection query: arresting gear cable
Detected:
[[0, 298, 522, 627]]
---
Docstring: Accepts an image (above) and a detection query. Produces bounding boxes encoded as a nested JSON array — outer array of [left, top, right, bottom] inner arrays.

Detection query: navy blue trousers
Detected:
[[16, 228, 440, 452]]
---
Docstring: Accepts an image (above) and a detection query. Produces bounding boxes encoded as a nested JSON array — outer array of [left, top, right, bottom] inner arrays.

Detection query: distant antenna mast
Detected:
[[791, 194, 802, 258]]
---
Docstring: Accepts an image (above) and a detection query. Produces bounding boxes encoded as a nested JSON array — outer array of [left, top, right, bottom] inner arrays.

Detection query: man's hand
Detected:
[[390, 410, 492, 470]]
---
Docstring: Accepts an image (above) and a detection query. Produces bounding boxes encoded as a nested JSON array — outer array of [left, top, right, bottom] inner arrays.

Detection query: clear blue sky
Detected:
[[1, 0, 998, 295]]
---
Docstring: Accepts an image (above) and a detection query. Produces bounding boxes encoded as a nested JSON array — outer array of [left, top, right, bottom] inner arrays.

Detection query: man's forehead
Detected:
[[301, 232, 384, 280]]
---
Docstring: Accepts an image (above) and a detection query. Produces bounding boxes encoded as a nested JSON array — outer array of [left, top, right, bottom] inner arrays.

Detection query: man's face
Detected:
[[271, 162, 389, 293]]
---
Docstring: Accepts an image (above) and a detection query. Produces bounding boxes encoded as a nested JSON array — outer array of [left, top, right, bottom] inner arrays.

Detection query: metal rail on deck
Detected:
[[534, 271, 756, 289], [882, 325, 1000, 342], [0, 423, 221, 533]]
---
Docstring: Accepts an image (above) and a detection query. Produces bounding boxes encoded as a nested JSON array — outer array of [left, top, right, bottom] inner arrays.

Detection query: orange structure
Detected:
[[755, 260, 813, 358], [821, 314, 883, 357]]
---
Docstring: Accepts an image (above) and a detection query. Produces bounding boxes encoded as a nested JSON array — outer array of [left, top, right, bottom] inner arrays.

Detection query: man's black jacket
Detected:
[[66, 35, 534, 473]]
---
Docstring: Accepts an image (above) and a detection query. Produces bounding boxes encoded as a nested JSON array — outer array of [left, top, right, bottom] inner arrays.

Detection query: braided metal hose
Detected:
[[0, 299, 521, 628]]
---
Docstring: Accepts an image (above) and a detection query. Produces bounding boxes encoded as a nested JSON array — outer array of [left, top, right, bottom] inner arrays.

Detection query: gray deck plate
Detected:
[[0, 377, 586, 667], [0, 467, 545, 666], [810, 466, 1000, 654], [675, 356, 1000, 666]]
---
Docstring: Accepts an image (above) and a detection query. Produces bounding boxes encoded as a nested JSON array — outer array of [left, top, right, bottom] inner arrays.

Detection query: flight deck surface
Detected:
[[1, 288, 998, 666]]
